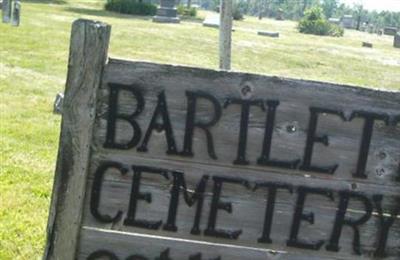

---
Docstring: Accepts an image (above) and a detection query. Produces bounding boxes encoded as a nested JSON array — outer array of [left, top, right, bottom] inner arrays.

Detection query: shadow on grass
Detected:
[[64, 7, 153, 21], [24, 0, 67, 4]]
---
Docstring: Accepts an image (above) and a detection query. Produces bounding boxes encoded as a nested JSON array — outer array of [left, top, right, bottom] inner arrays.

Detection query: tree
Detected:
[[321, 0, 338, 18], [353, 4, 366, 30]]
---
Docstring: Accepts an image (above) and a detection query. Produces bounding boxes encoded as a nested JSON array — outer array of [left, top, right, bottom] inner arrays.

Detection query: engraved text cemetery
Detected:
[[87, 81, 400, 259]]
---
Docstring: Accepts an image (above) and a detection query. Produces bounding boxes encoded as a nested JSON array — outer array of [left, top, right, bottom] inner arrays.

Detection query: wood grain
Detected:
[[46, 35, 400, 259], [94, 59, 400, 187], [78, 226, 339, 260], [77, 59, 399, 258], [43, 19, 111, 260]]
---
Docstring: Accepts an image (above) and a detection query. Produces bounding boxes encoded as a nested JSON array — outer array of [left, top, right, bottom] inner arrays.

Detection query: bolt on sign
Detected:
[[44, 19, 400, 260]]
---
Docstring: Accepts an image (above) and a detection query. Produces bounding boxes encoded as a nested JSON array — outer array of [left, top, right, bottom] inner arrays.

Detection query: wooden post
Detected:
[[43, 19, 111, 260], [2, 0, 12, 23], [219, 0, 232, 70], [11, 0, 20, 26]]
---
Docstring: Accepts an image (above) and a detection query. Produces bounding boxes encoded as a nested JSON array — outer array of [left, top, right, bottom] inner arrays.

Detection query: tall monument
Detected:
[[153, 0, 180, 23]]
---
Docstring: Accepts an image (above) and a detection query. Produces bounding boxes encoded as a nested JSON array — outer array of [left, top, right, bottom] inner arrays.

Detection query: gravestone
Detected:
[[276, 8, 284, 20], [202, 14, 235, 32], [11, 0, 19, 26], [384, 27, 397, 36], [341, 15, 354, 29], [202, 14, 219, 28], [2, 0, 11, 23], [44, 19, 400, 260], [394, 32, 400, 48], [257, 31, 279, 38], [153, 0, 180, 23], [362, 42, 373, 48]]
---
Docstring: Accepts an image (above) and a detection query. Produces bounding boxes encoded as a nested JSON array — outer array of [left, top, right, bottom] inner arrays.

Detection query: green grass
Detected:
[[0, 1, 399, 259]]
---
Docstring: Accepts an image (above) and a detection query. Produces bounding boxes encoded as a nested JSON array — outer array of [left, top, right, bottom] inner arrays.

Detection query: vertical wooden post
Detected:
[[219, 0, 232, 70], [11, 0, 20, 26], [43, 19, 111, 260], [2, 0, 12, 23]]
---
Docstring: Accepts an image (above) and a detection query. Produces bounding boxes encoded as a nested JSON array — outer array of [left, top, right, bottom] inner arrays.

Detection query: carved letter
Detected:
[[300, 107, 346, 174], [204, 176, 250, 239], [90, 161, 128, 223], [257, 100, 301, 169], [254, 181, 293, 243], [350, 111, 389, 178], [373, 195, 400, 257], [104, 83, 144, 149], [87, 250, 119, 260], [124, 165, 169, 229], [156, 249, 172, 260], [287, 186, 334, 250], [137, 91, 178, 155], [163, 172, 209, 234], [224, 98, 265, 165], [181, 91, 222, 159], [326, 191, 373, 254]]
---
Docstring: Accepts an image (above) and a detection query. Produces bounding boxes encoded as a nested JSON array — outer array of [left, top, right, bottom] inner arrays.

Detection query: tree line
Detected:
[[197, 0, 400, 29]]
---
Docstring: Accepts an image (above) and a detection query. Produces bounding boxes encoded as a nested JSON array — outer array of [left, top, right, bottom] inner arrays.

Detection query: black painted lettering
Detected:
[[326, 191, 373, 254], [156, 249, 172, 260], [287, 186, 334, 250], [254, 181, 293, 243], [181, 91, 222, 159], [137, 91, 178, 155], [257, 100, 301, 169], [300, 107, 346, 174], [87, 250, 119, 260], [189, 253, 221, 260], [204, 176, 250, 239], [224, 98, 265, 165], [124, 165, 169, 229], [90, 161, 127, 223], [350, 111, 389, 178], [163, 172, 209, 234], [372, 195, 400, 257], [104, 83, 144, 149]]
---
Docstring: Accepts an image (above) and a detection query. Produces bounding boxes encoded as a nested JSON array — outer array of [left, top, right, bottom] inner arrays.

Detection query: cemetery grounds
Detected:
[[0, 0, 399, 259]]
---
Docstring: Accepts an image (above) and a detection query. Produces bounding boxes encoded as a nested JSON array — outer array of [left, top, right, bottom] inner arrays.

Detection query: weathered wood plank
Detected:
[[219, 0, 233, 70], [46, 26, 400, 259], [43, 19, 111, 260], [93, 59, 400, 188], [78, 227, 344, 260], [75, 58, 400, 259], [80, 158, 400, 258]]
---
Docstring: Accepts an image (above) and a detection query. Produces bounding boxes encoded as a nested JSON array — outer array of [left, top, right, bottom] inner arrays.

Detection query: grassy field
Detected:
[[0, 0, 399, 259]]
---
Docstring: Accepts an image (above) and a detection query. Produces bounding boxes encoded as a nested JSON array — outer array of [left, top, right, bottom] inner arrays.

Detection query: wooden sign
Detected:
[[44, 19, 400, 260]]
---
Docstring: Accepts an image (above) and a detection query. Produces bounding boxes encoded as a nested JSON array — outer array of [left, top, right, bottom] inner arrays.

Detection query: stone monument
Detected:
[[384, 27, 397, 36], [276, 8, 284, 20], [394, 32, 400, 48], [341, 15, 354, 29], [153, 0, 180, 23]]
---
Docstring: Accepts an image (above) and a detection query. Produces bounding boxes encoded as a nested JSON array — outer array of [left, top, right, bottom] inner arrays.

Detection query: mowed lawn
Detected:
[[0, 0, 399, 259]]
